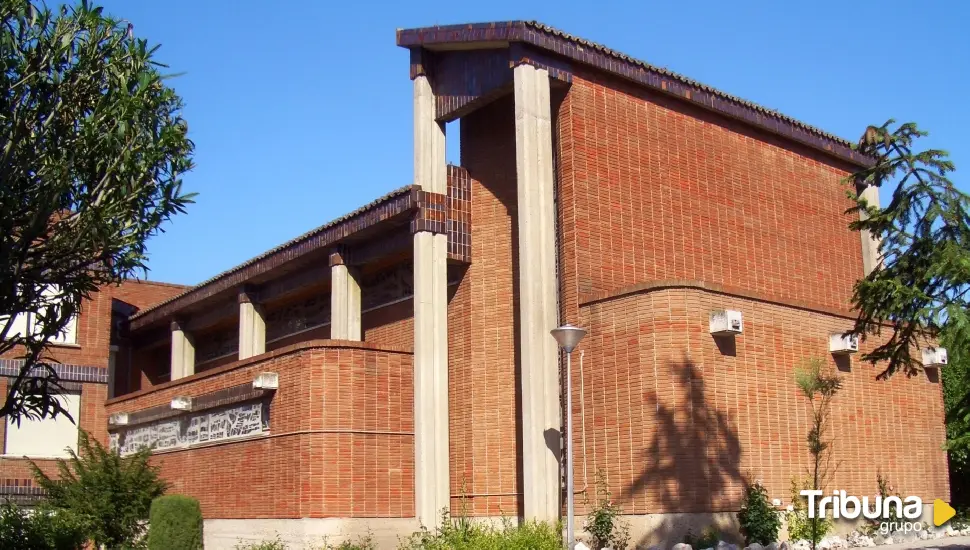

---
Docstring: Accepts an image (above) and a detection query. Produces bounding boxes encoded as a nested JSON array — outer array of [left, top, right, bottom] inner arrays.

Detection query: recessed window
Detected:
[[4, 393, 81, 458]]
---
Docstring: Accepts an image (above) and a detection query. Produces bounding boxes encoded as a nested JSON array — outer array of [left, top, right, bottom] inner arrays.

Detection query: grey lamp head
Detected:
[[551, 324, 587, 353]]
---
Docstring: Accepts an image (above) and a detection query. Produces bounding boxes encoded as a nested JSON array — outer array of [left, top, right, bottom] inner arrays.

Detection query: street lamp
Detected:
[[551, 323, 587, 550]]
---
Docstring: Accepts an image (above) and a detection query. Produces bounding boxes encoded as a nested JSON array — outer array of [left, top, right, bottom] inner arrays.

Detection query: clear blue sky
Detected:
[[97, 0, 970, 286]]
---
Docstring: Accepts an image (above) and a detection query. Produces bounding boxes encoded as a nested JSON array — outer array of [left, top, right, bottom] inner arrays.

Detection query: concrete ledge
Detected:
[[203, 518, 420, 549]]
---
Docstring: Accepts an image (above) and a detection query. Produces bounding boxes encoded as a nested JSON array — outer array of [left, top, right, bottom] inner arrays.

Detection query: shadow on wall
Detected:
[[622, 358, 747, 547]]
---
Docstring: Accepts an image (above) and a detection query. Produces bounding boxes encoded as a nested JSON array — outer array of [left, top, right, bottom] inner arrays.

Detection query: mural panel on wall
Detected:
[[109, 400, 269, 455]]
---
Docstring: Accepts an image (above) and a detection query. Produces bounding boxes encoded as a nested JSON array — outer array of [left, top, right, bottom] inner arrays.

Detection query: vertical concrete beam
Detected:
[[513, 63, 561, 522], [238, 288, 266, 360], [170, 320, 195, 380], [412, 72, 450, 528], [859, 184, 882, 275], [330, 251, 362, 341]]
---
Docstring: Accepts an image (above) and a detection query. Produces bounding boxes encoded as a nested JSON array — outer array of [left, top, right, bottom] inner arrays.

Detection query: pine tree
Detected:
[[849, 120, 970, 378]]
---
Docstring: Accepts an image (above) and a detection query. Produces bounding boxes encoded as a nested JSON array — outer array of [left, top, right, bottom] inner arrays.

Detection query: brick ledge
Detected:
[[578, 279, 856, 320]]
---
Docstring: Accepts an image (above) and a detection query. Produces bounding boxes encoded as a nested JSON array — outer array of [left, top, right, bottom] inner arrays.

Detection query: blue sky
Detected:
[[97, 0, 970, 286]]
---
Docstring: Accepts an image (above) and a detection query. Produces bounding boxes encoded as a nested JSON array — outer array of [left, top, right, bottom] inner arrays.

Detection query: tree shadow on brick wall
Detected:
[[621, 358, 746, 548]]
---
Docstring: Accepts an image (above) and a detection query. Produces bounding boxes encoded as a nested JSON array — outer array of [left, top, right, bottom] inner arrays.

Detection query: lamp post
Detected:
[[551, 323, 587, 550]]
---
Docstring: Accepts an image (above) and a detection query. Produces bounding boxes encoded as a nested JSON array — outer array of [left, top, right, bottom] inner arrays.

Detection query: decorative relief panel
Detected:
[[195, 327, 238, 364], [265, 294, 330, 342], [110, 400, 268, 455], [361, 262, 414, 311]]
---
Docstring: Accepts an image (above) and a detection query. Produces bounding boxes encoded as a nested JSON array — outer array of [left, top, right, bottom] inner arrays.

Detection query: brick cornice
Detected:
[[578, 279, 858, 320]]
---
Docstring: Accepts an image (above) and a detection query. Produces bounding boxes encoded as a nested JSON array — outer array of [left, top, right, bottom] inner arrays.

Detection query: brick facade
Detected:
[[0, 279, 184, 500], [554, 71, 948, 513], [3, 21, 948, 545], [105, 341, 415, 518]]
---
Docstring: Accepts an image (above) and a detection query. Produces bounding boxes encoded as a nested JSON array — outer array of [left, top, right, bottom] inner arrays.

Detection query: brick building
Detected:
[[3, 21, 950, 548]]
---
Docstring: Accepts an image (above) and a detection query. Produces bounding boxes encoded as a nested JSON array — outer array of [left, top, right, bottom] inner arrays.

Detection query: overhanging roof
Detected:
[[129, 185, 418, 330], [397, 20, 873, 167]]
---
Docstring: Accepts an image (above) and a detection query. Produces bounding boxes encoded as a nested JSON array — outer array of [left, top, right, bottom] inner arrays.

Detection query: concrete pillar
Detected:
[[238, 289, 266, 360], [170, 320, 195, 380], [330, 253, 361, 341], [859, 184, 882, 275], [412, 72, 450, 527], [513, 63, 561, 522]]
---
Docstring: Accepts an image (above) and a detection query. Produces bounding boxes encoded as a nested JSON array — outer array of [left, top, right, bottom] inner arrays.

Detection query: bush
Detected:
[[584, 470, 630, 550], [683, 526, 720, 549], [398, 512, 562, 549], [235, 535, 288, 550], [148, 495, 203, 549], [0, 503, 89, 550], [233, 533, 376, 550], [738, 481, 781, 545], [31, 429, 168, 548], [786, 478, 831, 546]]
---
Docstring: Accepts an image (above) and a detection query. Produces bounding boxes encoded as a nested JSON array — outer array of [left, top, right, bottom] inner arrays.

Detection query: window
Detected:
[[1, 286, 78, 345], [4, 393, 81, 458]]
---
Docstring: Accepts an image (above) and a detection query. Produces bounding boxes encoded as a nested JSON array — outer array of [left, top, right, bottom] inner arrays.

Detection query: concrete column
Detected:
[[412, 73, 450, 528], [858, 184, 882, 275], [330, 254, 361, 341], [513, 63, 561, 522], [238, 289, 266, 360], [170, 320, 195, 380]]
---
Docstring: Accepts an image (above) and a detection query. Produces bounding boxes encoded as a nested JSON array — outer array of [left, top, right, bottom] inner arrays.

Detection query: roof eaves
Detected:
[[397, 20, 872, 167], [129, 184, 418, 324]]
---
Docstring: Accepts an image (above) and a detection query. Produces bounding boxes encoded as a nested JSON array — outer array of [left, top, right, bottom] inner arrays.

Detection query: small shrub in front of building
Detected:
[[584, 469, 630, 550], [0, 503, 89, 550], [30, 430, 168, 548], [147, 494, 203, 550], [682, 525, 721, 549], [737, 480, 781, 545], [399, 512, 562, 549]]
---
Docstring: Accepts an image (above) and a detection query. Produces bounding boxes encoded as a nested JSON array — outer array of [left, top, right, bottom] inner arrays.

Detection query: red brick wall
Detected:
[[112, 280, 189, 311], [106, 341, 414, 519], [554, 70, 949, 513], [449, 95, 522, 515], [0, 285, 115, 489], [363, 300, 413, 350], [569, 287, 947, 513], [559, 72, 863, 313]]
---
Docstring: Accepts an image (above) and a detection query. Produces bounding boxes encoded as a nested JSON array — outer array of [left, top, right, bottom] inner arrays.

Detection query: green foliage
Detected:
[[794, 360, 841, 550], [0, 502, 89, 549], [787, 478, 831, 546], [737, 481, 781, 545], [148, 494, 202, 550], [682, 525, 721, 549], [235, 535, 289, 550], [848, 120, 970, 379], [398, 511, 562, 550], [942, 322, 970, 505], [31, 430, 168, 548], [583, 470, 630, 550], [0, 0, 194, 422]]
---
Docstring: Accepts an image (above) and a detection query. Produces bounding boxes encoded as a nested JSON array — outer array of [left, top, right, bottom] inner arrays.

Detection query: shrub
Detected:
[[31, 429, 168, 548], [787, 478, 831, 546], [683, 525, 720, 549], [235, 535, 288, 550], [584, 470, 630, 550], [0, 503, 89, 550], [148, 494, 203, 549], [738, 481, 781, 545], [398, 512, 562, 549]]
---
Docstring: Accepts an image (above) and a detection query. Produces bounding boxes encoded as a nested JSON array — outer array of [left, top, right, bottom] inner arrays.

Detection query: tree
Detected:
[[942, 322, 970, 505], [848, 120, 970, 378], [0, 0, 194, 422], [31, 430, 169, 548], [794, 358, 842, 550]]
